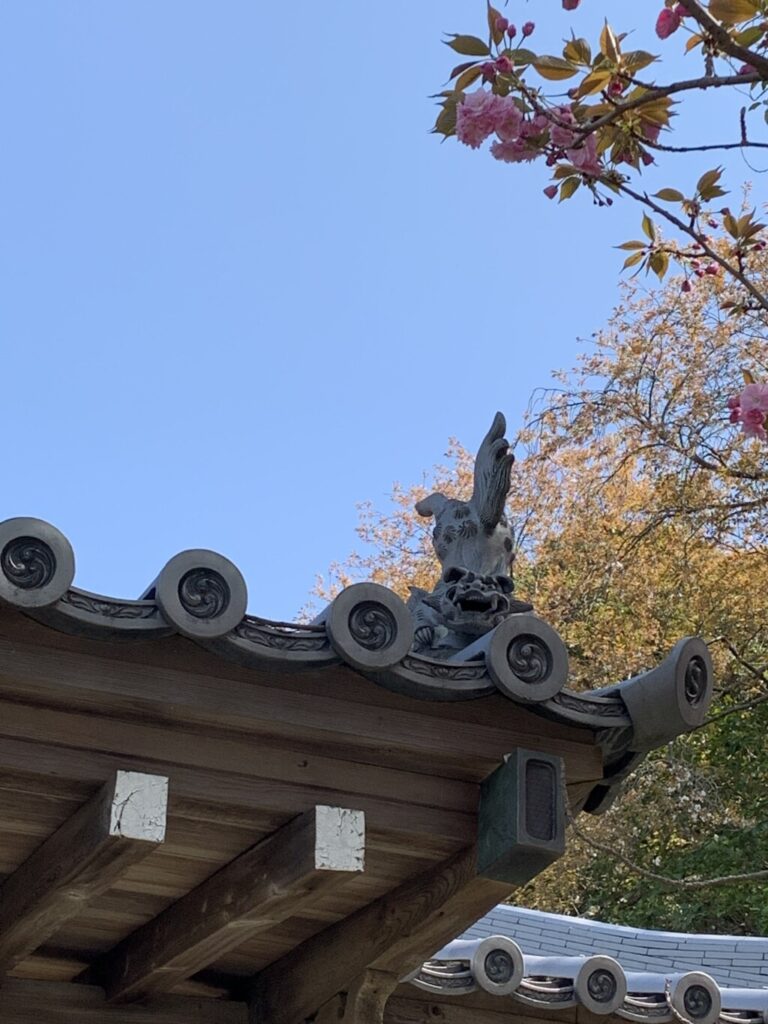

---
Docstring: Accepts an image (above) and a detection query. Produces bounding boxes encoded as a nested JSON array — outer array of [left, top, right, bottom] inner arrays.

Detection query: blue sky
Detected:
[[0, 2, 758, 618]]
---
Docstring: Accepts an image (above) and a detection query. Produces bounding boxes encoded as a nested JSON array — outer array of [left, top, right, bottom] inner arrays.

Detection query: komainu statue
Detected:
[[408, 412, 532, 656]]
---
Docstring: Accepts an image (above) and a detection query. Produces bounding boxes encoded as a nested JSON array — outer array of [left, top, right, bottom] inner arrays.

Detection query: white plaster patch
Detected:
[[314, 805, 365, 872], [109, 771, 169, 843]]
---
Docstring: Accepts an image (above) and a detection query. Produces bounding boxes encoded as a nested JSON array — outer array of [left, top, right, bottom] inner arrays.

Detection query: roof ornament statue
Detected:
[[408, 412, 532, 656]]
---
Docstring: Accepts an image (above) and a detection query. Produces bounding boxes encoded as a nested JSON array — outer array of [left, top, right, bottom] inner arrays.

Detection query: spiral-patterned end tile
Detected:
[[485, 613, 568, 703], [471, 936, 524, 996], [0, 517, 75, 609], [324, 583, 413, 672], [619, 636, 713, 750], [155, 549, 247, 638], [575, 956, 627, 1015], [669, 973, 721, 1024]]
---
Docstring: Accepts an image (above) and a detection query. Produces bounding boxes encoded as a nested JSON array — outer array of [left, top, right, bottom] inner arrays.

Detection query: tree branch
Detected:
[[619, 182, 768, 314], [676, 0, 768, 79], [567, 812, 768, 890]]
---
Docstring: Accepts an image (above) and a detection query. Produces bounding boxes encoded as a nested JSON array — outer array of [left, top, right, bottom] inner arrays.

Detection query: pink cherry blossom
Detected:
[[641, 121, 661, 144], [495, 101, 524, 142], [727, 395, 741, 411], [562, 0, 580, 8], [507, 24, 517, 39], [550, 105, 577, 148], [740, 382, 768, 416], [456, 90, 503, 149], [491, 138, 538, 163], [522, 21, 535, 37], [566, 134, 603, 177], [742, 407, 767, 439], [656, 8, 681, 39], [495, 15, 509, 33], [494, 55, 514, 74]]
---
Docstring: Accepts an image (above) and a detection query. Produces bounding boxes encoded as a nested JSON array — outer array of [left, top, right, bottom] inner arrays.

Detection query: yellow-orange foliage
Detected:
[[318, 270, 768, 932]]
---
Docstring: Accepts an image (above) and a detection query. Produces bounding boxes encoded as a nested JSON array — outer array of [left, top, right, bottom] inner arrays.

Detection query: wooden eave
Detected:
[[0, 520, 715, 1023]]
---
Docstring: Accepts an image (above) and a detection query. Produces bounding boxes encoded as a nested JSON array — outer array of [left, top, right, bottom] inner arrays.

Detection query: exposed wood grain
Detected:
[[88, 806, 364, 1003], [385, 995, 575, 1023], [316, 971, 400, 1024], [0, 698, 474, 812], [249, 845, 511, 1024], [0, 771, 167, 975], [0, 978, 247, 1024], [0, 632, 602, 784], [0, 736, 472, 847]]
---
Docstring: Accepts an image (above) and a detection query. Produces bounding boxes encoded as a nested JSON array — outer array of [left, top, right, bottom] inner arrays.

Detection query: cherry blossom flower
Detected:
[[456, 90, 504, 149], [742, 407, 766, 440], [562, 0, 580, 8]]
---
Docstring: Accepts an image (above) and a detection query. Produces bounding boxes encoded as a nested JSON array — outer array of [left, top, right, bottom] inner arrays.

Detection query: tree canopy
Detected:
[[318, 267, 768, 933]]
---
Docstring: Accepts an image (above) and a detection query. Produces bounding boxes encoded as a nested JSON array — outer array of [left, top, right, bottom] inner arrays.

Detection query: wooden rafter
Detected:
[[88, 805, 365, 1004], [0, 770, 167, 976], [249, 845, 512, 1024]]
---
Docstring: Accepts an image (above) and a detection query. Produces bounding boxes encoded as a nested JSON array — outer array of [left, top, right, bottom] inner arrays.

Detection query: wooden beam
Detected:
[[0, 978, 246, 1024], [249, 845, 512, 1024], [316, 971, 400, 1024], [0, 770, 167, 975], [384, 995, 570, 1023], [89, 805, 365, 1004]]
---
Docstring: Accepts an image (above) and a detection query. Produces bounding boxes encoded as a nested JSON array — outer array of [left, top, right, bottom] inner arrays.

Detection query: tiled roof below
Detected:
[[408, 907, 768, 1023]]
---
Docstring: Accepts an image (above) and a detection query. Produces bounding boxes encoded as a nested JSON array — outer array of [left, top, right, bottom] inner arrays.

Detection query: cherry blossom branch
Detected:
[[619, 182, 768, 314], [581, 72, 760, 139], [675, 0, 768, 80]]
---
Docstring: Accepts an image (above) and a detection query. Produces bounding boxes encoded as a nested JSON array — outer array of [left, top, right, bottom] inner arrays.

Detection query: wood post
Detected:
[[0, 770, 168, 976], [315, 971, 400, 1024], [88, 805, 365, 1004]]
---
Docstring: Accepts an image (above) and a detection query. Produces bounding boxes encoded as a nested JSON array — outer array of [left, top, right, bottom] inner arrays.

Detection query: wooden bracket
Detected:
[[88, 805, 365, 1003], [0, 770, 167, 976], [315, 970, 399, 1024]]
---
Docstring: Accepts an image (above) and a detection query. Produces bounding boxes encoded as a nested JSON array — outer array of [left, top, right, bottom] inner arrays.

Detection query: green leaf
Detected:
[[574, 68, 612, 97], [735, 25, 765, 46], [622, 50, 657, 73], [622, 251, 646, 269], [505, 47, 536, 66], [533, 55, 579, 80], [653, 188, 685, 202], [709, 0, 759, 23], [450, 61, 480, 80], [559, 177, 581, 201], [600, 21, 621, 63], [696, 167, 723, 197], [432, 103, 457, 137], [454, 64, 485, 92], [617, 240, 647, 250], [649, 249, 670, 280], [487, 3, 505, 46], [444, 34, 491, 57], [641, 213, 656, 241], [563, 36, 592, 66], [723, 211, 740, 237], [685, 33, 704, 52]]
